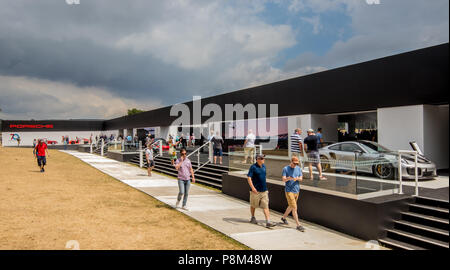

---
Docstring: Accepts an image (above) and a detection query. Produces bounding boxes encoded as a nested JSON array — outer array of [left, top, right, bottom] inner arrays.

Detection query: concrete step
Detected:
[[151, 166, 222, 189], [378, 237, 426, 250], [394, 220, 449, 243], [401, 211, 449, 227], [407, 202, 449, 219], [415, 196, 449, 210], [386, 228, 449, 249]]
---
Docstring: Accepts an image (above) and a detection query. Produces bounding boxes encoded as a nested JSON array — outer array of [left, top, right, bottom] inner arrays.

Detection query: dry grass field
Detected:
[[0, 146, 248, 250]]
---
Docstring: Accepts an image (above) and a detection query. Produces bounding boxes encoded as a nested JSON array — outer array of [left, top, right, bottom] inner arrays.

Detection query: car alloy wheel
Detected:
[[373, 161, 395, 179], [320, 156, 331, 172]]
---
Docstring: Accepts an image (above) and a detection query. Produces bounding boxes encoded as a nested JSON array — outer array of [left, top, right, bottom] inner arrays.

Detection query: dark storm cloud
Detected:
[[0, 36, 212, 105], [0, 0, 293, 110]]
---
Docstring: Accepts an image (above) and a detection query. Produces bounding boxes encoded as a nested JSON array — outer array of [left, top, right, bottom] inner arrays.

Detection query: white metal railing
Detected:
[[187, 141, 212, 173], [398, 150, 419, 196]]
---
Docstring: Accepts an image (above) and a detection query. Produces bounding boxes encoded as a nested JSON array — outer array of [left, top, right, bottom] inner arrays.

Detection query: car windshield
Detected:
[[359, 141, 391, 153]]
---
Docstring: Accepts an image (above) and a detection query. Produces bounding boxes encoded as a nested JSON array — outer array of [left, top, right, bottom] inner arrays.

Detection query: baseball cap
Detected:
[[307, 128, 314, 133], [256, 154, 266, 160]]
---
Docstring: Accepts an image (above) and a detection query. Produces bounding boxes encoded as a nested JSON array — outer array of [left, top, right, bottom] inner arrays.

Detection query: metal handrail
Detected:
[[187, 141, 210, 159], [146, 139, 163, 158], [187, 141, 212, 173]]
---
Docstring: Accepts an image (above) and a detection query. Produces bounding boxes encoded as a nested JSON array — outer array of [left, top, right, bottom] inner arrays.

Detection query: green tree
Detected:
[[127, 108, 145, 116]]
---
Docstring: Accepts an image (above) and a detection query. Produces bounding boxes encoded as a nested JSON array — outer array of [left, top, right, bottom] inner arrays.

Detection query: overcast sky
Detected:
[[0, 0, 448, 120]]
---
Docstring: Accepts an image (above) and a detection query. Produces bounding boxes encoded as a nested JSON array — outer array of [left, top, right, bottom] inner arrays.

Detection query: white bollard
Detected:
[[139, 149, 143, 168], [159, 140, 163, 156], [90, 143, 93, 154], [101, 139, 104, 156]]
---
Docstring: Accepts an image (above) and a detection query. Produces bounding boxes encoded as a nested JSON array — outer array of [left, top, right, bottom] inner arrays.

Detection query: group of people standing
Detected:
[[290, 128, 326, 180]]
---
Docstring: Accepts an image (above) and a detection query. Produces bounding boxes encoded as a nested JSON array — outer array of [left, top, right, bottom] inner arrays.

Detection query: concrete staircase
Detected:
[[379, 196, 449, 250], [128, 154, 230, 189]]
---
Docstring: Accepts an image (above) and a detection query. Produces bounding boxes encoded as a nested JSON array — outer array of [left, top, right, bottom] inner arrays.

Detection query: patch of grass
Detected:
[[0, 146, 247, 250]]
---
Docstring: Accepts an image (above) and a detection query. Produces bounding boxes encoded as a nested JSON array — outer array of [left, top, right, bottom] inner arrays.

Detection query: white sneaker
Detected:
[[175, 200, 180, 208], [181, 206, 189, 211]]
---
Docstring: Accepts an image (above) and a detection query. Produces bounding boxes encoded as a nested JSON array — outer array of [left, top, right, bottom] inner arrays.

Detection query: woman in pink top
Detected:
[[174, 148, 195, 210]]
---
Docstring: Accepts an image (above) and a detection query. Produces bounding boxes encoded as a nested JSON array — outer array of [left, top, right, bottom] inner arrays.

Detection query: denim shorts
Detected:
[[213, 148, 223, 156], [147, 160, 155, 167], [37, 155, 46, 166]]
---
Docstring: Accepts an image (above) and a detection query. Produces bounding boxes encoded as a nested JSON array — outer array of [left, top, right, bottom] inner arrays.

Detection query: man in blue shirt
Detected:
[[316, 127, 324, 147], [247, 154, 276, 228], [280, 156, 305, 232]]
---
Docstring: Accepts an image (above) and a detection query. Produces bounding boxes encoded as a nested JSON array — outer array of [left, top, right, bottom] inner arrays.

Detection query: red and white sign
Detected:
[[9, 124, 54, 129]]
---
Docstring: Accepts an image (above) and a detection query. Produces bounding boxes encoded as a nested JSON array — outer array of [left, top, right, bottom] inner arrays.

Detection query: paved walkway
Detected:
[[62, 150, 380, 250]]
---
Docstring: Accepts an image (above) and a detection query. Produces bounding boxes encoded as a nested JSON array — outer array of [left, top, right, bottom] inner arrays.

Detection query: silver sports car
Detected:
[[318, 140, 437, 180]]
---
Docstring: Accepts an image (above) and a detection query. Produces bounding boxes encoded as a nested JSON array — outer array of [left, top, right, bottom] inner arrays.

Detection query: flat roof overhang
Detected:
[[104, 43, 448, 130]]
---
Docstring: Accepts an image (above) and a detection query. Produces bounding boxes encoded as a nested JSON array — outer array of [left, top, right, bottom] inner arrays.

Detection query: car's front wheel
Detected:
[[373, 161, 395, 179], [320, 155, 331, 172]]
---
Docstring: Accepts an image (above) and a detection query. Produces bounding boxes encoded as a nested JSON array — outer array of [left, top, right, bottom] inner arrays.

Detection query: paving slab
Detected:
[[138, 186, 218, 197], [122, 179, 179, 188], [61, 150, 379, 250], [231, 228, 369, 250]]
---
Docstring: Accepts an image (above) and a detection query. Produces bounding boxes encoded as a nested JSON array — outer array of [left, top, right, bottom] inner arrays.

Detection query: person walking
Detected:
[[181, 133, 187, 148], [242, 129, 256, 164], [34, 139, 49, 173], [190, 133, 195, 147], [168, 136, 179, 165], [280, 156, 305, 232], [304, 129, 327, 180], [247, 154, 276, 228], [316, 127, 324, 148], [145, 143, 155, 177], [145, 134, 152, 145], [290, 128, 304, 167], [211, 131, 224, 165], [174, 148, 195, 210], [208, 130, 214, 141], [175, 134, 180, 149], [63, 136, 68, 150]]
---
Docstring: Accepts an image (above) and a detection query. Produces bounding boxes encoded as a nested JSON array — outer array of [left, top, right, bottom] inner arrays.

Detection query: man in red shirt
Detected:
[[34, 139, 49, 172]]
